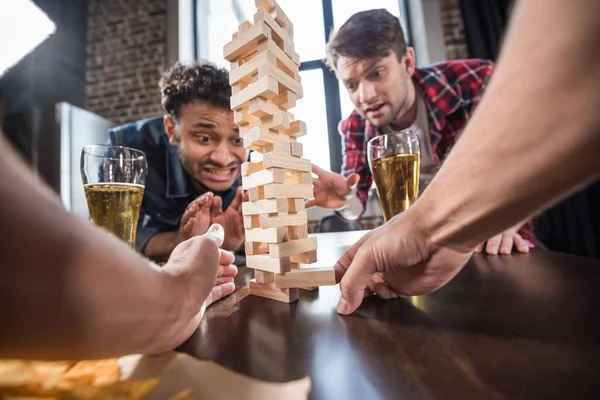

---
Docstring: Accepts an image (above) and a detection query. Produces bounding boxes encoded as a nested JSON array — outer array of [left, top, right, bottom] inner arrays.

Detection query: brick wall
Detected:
[[439, 0, 469, 60], [86, 0, 167, 125]]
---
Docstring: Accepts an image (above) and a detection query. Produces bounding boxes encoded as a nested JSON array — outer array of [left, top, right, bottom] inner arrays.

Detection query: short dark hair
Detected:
[[159, 61, 231, 120], [326, 9, 407, 72]]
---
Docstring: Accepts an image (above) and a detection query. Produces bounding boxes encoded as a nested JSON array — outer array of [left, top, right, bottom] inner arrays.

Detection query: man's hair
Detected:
[[326, 9, 407, 71], [159, 61, 231, 120]]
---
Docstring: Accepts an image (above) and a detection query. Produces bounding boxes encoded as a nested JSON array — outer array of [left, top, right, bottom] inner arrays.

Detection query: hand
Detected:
[[306, 164, 360, 209], [178, 192, 213, 243], [210, 187, 246, 251], [155, 224, 236, 352], [334, 210, 473, 315], [474, 224, 530, 255]]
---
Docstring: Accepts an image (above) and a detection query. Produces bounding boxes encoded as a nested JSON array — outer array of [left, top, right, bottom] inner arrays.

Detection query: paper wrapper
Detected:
[[119, 352, 311, 400]]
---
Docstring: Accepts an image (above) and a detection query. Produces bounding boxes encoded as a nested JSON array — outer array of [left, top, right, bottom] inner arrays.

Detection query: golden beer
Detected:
[[371, 153, 420, 221], [84, 183, 144, 248]]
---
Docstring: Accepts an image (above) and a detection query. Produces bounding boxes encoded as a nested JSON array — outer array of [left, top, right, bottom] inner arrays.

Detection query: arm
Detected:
[[143, 231, 179, 262], [0, 139, 228, 359]]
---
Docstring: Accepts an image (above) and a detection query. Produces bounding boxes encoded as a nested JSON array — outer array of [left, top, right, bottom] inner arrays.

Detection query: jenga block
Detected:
[[243, 127, 293, 150], [248, 186, 265, 201], [260, 211, 308, 228], [224, 21, 271, 62], [243, 214, 260, 229], [245, 241, 269, 255], [290, 142, 303, 157], [290, 262, 301, 269], [269, 237, 318, 258], [284, 171, 312, 185], [230, 76, 279, 110], [258, 39, 300, 75], [229, 50, 276, 86], [270, 91, 297, 109], [239, 111, 290, 136], [271, 3, 294, 37], [249, 97, 285, 118], [242, 161, 265, 176], [264, 183, 313, 199], [249, 152, 263, 162], [245, 227, 288, 243], [234, 108, 257, 126], [255, 270, 274, 284], [254, 9, 295, 59], [246, 255, 291, 274], [242, 198, 301, 215], [290, 250, 318, 264], [274, 267, 336, 289], [255, 0, 277, 12], [258, 65, 303, 98], [279, 120, 307, 138], [249, 279, 298, 303], [242, 168, 285, 189], [288, 225, 309, 240], [263, 152, 311, 172], [258, 141, 292, 154]]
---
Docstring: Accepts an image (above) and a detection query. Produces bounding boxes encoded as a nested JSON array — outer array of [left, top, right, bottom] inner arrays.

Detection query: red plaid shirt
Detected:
[[339, 59, 536, 245]]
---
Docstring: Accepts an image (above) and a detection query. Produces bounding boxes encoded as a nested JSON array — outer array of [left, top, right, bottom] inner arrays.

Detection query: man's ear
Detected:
[[164, 115, 177, 145], [403, 47, 416, 77]]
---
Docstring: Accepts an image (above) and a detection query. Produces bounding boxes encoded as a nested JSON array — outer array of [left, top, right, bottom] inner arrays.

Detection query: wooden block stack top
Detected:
[[224, 0, 335, 303]]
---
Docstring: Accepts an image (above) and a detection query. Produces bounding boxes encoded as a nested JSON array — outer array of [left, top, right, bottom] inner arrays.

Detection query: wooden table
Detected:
[[178, 231, 600, 399]]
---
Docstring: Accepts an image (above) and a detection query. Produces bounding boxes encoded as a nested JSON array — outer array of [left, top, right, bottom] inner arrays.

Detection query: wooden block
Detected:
[[290, 142, 303, 157], [257, 39, 300, 75], [248, 186, 265, 201], [239, 20, 253, 32], [246, 255, 291, 274], [264, 183, 313, 199], [271, 4, 294, 37], [245, 241, 269, 255], [255, 0, 277, 12], [239, 111, 290, 136], [249, 97, 283, 118], [258, 65, 303, 98], [260, 211, 308, 228], [258, 141, 292, 154], [249, 152, 263, 163], [243, 127, 293, 150], [255, 270, 274, 284], [243, 198, 300, 215], [270, 91, 297, 109], [243, 214, 260, 229], [229, 50, 276, 86], [245, 227, 289, 243], [290, 262, 301, 269], [242, 161, 265, 176], [242, 168, 285, 189], [288, 225, 308, 240], [263, 152, 311, 172], [284, 171, 312, 185], [231, 83, 242, 95], [234, 108, 257, 126], [224, 22, 271, 62], [269, 237, 318, 258], [230, 76, 279, 110], [249, 279, 299, 303], [280, 120, 307, 138], [290, 250, 318, 264], [274, 267, 335, 289], [253, 9, 295, 59]]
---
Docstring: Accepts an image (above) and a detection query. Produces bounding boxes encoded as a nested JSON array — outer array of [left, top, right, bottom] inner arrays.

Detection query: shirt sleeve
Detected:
[[135, 212, 163, 253], [339, 119, 372, 206]]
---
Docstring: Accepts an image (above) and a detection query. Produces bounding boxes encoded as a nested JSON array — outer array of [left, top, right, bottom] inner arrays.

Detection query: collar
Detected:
[[165, 144, 192, 199]]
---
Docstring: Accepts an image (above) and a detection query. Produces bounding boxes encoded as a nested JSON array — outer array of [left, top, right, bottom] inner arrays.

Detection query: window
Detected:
[[196, 0, 409, 172]]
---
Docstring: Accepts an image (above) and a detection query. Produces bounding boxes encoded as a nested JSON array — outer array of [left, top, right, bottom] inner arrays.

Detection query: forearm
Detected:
[[416, 0, 600, 251], [0, 140, 182, 359], [143, 231, 179, 262]]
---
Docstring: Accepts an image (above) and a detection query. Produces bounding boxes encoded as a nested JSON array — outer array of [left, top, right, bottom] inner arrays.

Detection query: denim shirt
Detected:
[[108, 117, 241, 252]]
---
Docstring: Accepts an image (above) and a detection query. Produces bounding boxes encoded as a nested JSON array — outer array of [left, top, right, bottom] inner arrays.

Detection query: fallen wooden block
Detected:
[[269, 237, 318, 258], [249, 279, 299, 303], [274, 267, 336, 289], [246, 255, 291, 274]]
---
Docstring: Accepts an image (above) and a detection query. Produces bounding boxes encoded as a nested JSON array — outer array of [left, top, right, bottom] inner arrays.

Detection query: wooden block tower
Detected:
[[224, 0, 335, 303]]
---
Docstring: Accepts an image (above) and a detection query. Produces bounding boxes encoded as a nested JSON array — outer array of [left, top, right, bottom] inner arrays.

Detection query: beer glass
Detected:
[[367, 130, 420, 221], [80, 145, 147, 248]]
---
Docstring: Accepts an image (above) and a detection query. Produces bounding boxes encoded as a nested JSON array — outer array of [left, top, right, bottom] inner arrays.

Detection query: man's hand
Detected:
[[334, 209, 473, 315], [474, 224, 530, 255], [306, 164, 360, 209], [178, 192, 213, 243], [157, 224, 237, 352], [210, 187, 246, 251]]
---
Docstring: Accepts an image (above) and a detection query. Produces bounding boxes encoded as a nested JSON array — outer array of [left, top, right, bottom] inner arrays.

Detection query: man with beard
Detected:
[[308, 9, 534, 255], [110, 61, 246, 262]]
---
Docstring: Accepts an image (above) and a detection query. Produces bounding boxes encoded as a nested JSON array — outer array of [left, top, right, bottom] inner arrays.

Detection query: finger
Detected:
[[216, 276, 235, 285], [346, 173, 360, 189], [206, 282, 236, 307], [180, 202, 198, 227], [204, 224, 224, 247], [305, 198, 317, 209], [311, 163, 326, 177], [499, 235, 514, 255], [474, 242, 484, 252], [485, 234, 502, 255], [229, 186, 244, 211], [513, 233, 530, 253], [333, 231, 373, 282], [337, 246, 378, 315], [211, 196, 224, 219], [217, 262, 237, 277]]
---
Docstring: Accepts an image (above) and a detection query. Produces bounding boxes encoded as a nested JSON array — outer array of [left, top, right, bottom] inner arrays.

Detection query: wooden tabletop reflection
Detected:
[[178, 231, 600, 400]]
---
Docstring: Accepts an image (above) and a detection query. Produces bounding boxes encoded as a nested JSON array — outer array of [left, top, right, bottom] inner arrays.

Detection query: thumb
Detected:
[[346, 173, 360, 190], [337, 246, 377, 315], [204, 223, 224, 247]]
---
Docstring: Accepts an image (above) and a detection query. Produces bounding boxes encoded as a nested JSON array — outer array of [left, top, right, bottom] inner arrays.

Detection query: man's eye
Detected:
[[196, 135, 210, 143], [346, 83, 357, 92], [232, 137, 244, 146]]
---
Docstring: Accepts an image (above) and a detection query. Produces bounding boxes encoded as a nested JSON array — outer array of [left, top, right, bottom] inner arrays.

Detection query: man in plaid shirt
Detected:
[[307, 9, 534, 254]]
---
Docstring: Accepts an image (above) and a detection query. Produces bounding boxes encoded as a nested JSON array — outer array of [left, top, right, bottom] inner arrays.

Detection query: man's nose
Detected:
[[358, 81, 377, 105], [209, 141, 234, 166]]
